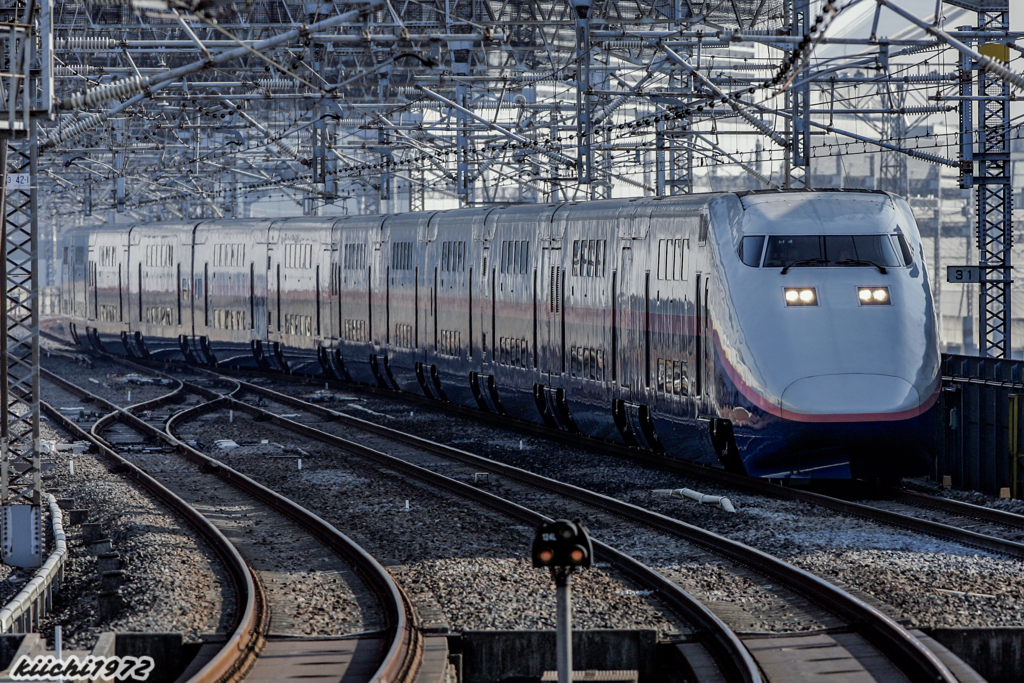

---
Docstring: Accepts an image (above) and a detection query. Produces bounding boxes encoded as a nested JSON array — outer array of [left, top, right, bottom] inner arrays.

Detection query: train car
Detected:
[[62, 189, 941, 481]]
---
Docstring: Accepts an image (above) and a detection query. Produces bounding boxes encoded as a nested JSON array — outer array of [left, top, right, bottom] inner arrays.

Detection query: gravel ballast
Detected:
[[296, 383, 1024, 631], [35, 413, 236, 649], [174, 412, 689, 637]]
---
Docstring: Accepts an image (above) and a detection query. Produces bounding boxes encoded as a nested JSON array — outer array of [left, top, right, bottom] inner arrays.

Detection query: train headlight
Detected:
[[784, 288, 817, 306], [858, 287, 890, 305]]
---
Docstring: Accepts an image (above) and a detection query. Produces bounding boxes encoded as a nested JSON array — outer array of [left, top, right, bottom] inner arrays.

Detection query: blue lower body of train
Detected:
[[72, 321, 940, 481]]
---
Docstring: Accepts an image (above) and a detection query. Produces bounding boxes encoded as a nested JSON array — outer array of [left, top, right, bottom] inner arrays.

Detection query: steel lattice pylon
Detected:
[[973, 8, 1012, 358], [0, 132, 42, 568], [0, 0, 50, 568]]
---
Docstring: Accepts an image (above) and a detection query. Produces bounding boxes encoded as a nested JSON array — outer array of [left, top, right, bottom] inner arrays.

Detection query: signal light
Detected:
[[532, 519, 594, 569]]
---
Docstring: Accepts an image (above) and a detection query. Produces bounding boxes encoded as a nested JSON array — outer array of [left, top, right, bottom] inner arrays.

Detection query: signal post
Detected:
[[533, 519, 594, 683]]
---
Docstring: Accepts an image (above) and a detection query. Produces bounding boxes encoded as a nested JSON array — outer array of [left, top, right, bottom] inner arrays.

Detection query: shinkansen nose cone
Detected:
[[780, 374, 921, 421]]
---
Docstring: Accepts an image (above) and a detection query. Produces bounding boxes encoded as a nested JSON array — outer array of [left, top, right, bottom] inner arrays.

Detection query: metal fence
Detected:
[[939, 354, 1024, 497], [0, 495, 67, 633]]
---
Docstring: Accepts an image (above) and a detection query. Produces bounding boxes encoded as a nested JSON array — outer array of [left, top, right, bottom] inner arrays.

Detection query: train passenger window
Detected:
[[344, 244, 366, 270], [738, 236, 765, 267], [571, 240, 606, 278], [499, 240, 528, 274], [657, 359, 665, 392], [392, 242, 413, 271], [657, 239, 690, 280]]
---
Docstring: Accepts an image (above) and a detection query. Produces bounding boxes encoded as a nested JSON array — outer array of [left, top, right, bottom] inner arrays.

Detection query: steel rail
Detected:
[[41, 367, 422, 683], [243, 366, 1024, 559], [875, 486, 1024, 531], [118, 364, 763, 683], [198, 372, 955, 683], [37, 391, 267, 683]]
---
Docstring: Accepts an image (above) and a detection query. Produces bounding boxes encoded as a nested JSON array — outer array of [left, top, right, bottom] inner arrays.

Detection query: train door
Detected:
[[539, 245, 564, 376], [616, 244, 642, 400], [696, 275, 712, 417], [89, 259, 97, 320], [72, 243, 87, 319]]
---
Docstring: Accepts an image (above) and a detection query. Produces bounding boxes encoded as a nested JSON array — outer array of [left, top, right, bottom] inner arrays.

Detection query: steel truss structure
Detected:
[[963, 7, 1012, 358], [0, 0, 50, 568], [36, 0, 1018, 216]]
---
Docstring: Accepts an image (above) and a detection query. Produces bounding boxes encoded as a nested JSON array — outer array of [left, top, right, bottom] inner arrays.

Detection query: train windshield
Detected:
[[759, 235, 902, 269]]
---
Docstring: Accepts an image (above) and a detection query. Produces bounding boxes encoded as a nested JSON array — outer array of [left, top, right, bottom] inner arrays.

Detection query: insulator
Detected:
[[898, 106, 952, 115], [514, 72, 562, 83], [55, 65, 102, 77], [256, 79, 300, 90], [63, 75, 149, 111], [599, 40, 643, 49], [56, 36, 118, 51], [900, 74, 957, 82], [43, 113, 108, 149]]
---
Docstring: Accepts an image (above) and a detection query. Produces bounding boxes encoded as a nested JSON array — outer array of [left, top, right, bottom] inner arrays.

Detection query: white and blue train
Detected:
[[61, 189, 942, 480]]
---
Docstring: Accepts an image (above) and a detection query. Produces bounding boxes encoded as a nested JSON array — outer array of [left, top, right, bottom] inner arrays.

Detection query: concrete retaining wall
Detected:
[[457, 630, 658, 683], [928, 627, 1024, 683]]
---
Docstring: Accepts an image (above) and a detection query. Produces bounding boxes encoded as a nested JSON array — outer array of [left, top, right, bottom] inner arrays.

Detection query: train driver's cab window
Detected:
[[757, 235, 904, 269], [737, 236, 765, 267], [895, 232, 914, 265]]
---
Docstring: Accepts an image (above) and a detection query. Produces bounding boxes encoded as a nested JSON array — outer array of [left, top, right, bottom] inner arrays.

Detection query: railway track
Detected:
[[212, 359, 1024, 563], [42, 358, 762, 683], [39, 366, 424, 683], [130, 361, 979, 683], [36, 334, 999, 682]]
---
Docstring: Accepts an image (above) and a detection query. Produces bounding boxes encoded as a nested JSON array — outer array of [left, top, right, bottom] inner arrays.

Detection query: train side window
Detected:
[[738, 236, 765, 268], [896, 233, 914, 266], [571, 239, 605, 278]]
